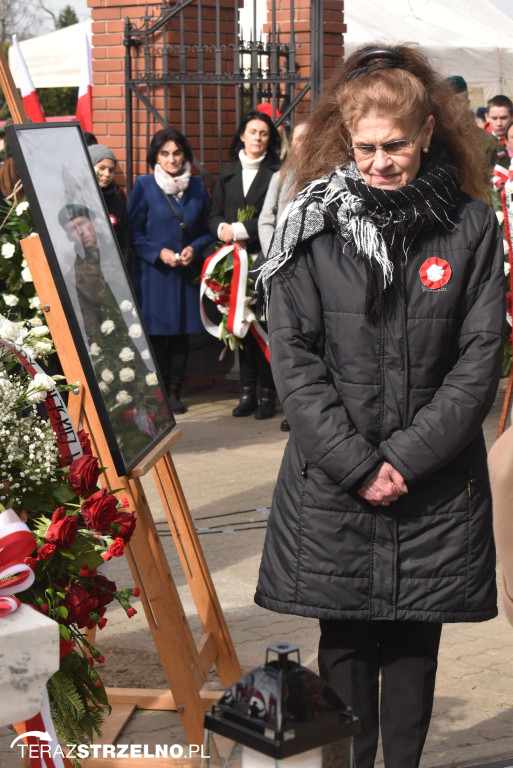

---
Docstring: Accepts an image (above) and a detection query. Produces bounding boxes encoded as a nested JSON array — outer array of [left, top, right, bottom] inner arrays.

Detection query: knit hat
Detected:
[[88, 144, 116, 166]]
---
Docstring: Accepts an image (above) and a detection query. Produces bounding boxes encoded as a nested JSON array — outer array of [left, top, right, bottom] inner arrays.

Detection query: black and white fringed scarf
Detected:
[[258, 145, 463, 323]]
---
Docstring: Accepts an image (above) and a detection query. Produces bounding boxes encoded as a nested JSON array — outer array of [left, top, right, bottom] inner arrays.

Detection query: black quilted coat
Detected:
[[255, 196, 505, 623]]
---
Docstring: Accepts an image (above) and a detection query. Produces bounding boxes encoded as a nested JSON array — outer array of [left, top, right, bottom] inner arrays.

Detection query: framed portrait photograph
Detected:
[[7, 122, 176, 477]]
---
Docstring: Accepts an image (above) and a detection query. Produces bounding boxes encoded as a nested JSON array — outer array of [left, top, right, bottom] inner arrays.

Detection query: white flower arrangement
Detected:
[[119, 347, 135, 362], [119, 367, 135, 383], [101, 319, 115, 335]]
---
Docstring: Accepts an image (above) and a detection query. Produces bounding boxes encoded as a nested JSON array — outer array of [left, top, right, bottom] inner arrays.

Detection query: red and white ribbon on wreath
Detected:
[[0, 338, 83, 466], [0, 508, 37, 616], [200, 244, 270, 361], [492, 164, 509, 189], [13, 688, 64, 768]]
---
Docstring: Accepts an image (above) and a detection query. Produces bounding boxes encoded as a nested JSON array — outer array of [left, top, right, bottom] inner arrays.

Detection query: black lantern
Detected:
[[202, 642, 360, 767]]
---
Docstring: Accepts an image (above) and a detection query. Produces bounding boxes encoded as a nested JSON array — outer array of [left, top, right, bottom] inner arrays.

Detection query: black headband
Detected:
[[346, 48, 405, 82]]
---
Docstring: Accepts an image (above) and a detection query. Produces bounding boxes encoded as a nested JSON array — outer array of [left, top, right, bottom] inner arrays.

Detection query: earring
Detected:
[[422, 146, 429, 154]]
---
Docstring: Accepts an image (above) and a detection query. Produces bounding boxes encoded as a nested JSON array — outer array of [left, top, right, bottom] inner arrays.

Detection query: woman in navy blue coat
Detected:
[[129, 128, 213, 413]]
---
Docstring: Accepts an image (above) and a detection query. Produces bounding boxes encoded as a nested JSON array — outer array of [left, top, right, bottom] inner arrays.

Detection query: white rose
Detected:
[[28, 317, 43, 327], [90, 342, 102, 356], [29, 296, 41, 309], [33, 341, 53, 355], [29, 325, 50, 337], [145, 372, 158, 386], [21, 267, 33, 283], [116, 390, 133, 405], [3, 294, 19, 307], [101, 369, 115, 384], [120, 300, 133, 312], [1, 242, 15, 259], [101, 320, 115, 335], [15, 201, 29, 216], [119, 347, 135, 362], [0, 317, 22, 342], [26, 373, 55, 403], [141, 348, 150, 360], [128, 323, 142, 339], [119, 367, 135, 382]]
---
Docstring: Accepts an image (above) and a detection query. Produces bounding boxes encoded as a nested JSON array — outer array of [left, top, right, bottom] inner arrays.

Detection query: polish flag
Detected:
[[76, 33, 93, 133], [11, 35, 46, 123]]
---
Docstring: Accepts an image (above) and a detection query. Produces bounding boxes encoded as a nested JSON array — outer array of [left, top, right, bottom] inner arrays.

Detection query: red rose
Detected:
[[109, 537, 126, 558], [81, 488, 118, 531], [37, 543, 57, 560], [69, 455, 100, 497], [77, 429, 92, 456], [63, 584, 98, 628], [45, 507, 78, 549], [110, 511, 136, 541], [59, 638, 75, 658]]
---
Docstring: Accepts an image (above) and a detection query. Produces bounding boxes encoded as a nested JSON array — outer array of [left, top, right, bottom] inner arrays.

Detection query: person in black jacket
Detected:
[[208, 110, 281, 419], [88, 144, 133, 269], [255, 45, 505, 768]]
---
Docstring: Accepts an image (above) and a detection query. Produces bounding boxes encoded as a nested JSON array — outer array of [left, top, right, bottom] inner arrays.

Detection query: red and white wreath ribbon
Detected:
[[200, 244, 270, 361], [0, 508, 37, 616], [0, 338, 83, 466], [14, 688, 64, 768], [492, 164, 509, 189]]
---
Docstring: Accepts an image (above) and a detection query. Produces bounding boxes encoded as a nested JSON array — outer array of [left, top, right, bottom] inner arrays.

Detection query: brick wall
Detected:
[[88, 0, 345, 185]]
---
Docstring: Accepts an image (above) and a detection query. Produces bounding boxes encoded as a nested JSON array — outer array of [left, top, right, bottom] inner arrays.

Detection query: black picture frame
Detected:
[[7, 122, 176, 476]]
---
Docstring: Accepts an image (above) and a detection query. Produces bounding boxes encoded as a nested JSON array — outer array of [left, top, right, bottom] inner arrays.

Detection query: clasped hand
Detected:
[[159, 246, 194, 267], [357, 461, 408, 507]]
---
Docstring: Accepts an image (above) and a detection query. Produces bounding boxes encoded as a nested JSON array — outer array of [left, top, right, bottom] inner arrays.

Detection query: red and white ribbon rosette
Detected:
[[0, 508, 37, 617], [200, 244, 270, 361]]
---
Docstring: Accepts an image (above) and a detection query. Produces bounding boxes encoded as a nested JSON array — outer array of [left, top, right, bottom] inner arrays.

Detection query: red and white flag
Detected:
[[11, 35, 46, 123], [76, 33, 93, 133]]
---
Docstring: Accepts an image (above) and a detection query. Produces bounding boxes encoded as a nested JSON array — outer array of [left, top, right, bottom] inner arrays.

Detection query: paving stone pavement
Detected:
[[1, 380, 513, 767]]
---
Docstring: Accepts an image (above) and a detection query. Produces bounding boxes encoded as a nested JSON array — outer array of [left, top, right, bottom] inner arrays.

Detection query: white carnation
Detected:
[[3, 294, 19, 307], [101, 320, 115, 335], [119, 347, 135, 362], [128, 323, 142, 339], [90, 342, 102, 356], [145, 372, 158, 386], [99, 381, 110, 394], [120, 300, 133, 312], [116, 390, 133, 405], [15, 201, 29, 216], [119, 367, 135, 382], [26, 373, 55, 403], [101, 369, 115, 384], [1, 242, 15, 259], [141, 348, 150, 360]]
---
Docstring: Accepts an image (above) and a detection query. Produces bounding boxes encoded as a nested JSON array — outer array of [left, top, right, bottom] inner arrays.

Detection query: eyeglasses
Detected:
[[347, 122, 425, 159]]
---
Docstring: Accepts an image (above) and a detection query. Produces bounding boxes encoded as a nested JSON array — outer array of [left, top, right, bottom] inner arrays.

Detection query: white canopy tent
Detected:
[[344, 0, 513, 104], [8, 19, 91, 89]]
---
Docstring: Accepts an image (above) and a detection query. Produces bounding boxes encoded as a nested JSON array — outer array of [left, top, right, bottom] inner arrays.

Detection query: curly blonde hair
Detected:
[[286, 43, 490, 200]]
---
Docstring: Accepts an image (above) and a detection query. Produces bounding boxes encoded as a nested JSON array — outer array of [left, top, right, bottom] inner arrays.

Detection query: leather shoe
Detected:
[[233, 387, 258, 416], [254, 388, 276, 420], [280, 419, 290, 432]]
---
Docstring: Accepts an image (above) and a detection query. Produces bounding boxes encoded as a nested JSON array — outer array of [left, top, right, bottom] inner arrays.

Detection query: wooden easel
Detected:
[[21, 233, 241, 763], [0, 49, 241, 764]]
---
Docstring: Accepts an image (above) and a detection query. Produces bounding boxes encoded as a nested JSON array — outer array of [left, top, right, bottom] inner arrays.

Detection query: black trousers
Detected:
[[149, 334, 189, 395], [239, 332, 274, 392], [318, 619, 442, 768]]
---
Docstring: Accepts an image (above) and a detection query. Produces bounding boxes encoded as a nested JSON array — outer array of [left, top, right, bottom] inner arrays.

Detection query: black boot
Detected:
[[169, 390, 187, 414], [233, 386, 258, 417], [254, 388, 276, 420]]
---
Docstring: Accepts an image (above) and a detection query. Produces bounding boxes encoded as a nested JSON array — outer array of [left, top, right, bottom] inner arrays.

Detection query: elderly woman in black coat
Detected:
[[208, 110, 281, 419], [255, 44, 505, 768]]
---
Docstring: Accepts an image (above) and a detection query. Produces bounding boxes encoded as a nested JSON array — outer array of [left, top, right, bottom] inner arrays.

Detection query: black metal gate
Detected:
[[123, 0, 323, 191]]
